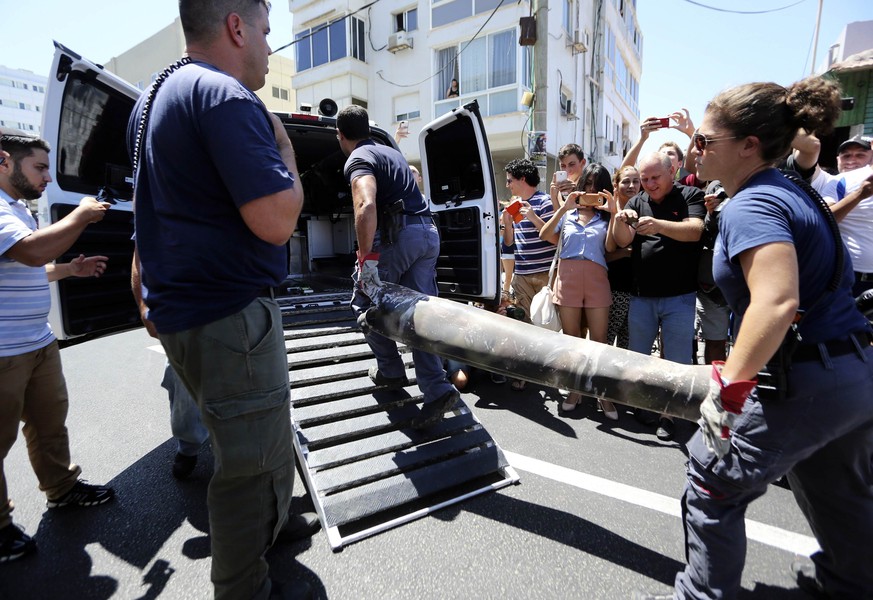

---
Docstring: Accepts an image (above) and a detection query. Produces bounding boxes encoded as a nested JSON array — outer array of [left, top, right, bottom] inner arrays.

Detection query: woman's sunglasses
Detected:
[[692, 131, 739, 152]]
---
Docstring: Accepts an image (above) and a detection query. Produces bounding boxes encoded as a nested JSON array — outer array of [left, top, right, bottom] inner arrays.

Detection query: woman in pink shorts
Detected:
[[540, 163, 619, 416]]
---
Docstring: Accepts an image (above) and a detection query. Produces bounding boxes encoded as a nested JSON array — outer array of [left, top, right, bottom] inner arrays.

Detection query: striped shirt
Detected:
[[0, 190, 53, 357], [512, 190, 556, 275]]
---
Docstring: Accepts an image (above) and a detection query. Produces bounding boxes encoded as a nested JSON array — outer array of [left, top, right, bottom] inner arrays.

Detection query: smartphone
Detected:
[[505, 199, 525, 223], [555, 170, 568, 183], [657, 117, 670, 129], [576, 193, 604, 207], [398, 120, 409, 134]]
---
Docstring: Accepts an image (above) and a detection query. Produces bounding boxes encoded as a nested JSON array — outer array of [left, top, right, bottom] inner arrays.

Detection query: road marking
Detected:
[[504, 450, 819, 557]]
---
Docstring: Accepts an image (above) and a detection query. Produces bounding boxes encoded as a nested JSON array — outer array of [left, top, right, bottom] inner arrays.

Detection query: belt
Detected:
[[401, 213, 433, 226], [791, 330, 873, 362], [856, 271, 873, 282], [257, 286, 276, 299]]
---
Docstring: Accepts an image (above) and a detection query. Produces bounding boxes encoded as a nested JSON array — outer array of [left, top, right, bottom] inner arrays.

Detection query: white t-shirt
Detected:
[[831, 166, 873, 273]]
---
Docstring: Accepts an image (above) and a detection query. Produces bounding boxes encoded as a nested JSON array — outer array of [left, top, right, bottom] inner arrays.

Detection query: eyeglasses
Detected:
[[0, 157, 5, 166], [692, 131, 740, 152]]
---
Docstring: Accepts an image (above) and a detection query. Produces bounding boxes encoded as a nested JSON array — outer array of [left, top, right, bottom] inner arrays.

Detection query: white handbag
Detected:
[[529, 227, 563, 332]]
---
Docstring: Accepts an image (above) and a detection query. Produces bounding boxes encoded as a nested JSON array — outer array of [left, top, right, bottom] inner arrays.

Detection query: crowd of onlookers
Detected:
[[480, 110, 873, 443]]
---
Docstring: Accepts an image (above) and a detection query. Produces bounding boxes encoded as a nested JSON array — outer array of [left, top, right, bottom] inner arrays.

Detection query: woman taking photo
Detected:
[[656, 77, 873, 600], [540, 163, 619, 418]]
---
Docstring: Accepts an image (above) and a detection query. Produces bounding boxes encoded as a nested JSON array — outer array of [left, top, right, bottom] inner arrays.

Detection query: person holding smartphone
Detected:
[[539, 163, 619, 417]]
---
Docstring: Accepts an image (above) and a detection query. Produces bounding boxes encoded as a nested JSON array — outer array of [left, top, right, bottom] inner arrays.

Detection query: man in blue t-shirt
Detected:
[[337, 105, 460, 429], [126, 2, 314, 598]]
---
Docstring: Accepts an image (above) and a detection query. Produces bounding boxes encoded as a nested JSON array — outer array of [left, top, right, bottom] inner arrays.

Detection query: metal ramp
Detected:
[[281, 296, 519, 550]]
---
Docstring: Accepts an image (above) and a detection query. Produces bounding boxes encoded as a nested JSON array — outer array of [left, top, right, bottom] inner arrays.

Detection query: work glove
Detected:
[[356, 251, 382, 298], [698, 361, 757, 459]]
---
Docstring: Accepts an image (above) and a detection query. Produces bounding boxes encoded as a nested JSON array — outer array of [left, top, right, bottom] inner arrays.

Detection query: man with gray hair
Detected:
[[127, 1, 314, 597], [614, 153, 705, 440]]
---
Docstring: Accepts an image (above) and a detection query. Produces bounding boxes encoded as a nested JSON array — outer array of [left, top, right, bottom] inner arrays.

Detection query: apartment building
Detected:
[[102, 18, 297, 113], [0, 65, 47, 135], [287, 0, 642, 176]]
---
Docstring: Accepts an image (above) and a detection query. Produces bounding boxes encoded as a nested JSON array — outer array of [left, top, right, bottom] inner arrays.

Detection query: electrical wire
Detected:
[[271, 0, 382, 55], [678, 0, 807, 15], [376, 0, 508, 88]]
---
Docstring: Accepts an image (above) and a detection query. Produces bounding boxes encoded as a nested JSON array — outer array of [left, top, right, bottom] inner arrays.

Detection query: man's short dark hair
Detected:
[[336, 105, 371, 141], [557, 143, 585, 163], [179, 0, 270, 44], [0, 134, 50, 162], [505, 158, 540, 187], [658, 141, 684, 163]]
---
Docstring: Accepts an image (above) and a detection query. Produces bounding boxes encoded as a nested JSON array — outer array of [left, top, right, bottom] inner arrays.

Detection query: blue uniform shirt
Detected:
[[127, 61, 295, 334], [714, 168, 868, 344]]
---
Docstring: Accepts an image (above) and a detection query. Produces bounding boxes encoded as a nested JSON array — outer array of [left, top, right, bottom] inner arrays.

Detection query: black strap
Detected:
[[132, 57, 193, 178], [781, 172, 844, 324]]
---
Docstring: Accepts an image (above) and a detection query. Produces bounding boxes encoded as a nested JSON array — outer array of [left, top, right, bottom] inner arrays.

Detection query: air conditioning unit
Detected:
[[569, 29, 589, 53], [387, 31, 413, 53], [562, 98, 576, 118]]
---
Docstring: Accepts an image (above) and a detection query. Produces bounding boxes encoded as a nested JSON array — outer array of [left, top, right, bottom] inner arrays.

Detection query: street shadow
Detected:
[[439, 491, 685, 587], [468, 376, 579, 439], [0, 440, 322, 600]]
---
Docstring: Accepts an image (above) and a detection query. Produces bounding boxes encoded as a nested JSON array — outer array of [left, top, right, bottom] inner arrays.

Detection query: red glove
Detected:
[[698, 361, 757, 458], [356, 251, 382, 297]]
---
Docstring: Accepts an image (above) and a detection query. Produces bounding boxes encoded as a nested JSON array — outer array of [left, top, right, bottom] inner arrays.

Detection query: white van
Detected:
[[40, 42, 500, 344]]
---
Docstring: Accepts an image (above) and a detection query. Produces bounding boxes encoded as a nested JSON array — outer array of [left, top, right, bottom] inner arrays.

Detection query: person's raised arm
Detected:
[[539, 195, 573, 244], [5, 197, 108, 267], [620, 117, 661, 170], [829, 172, 873, 222], [791, 129, 821, 173]]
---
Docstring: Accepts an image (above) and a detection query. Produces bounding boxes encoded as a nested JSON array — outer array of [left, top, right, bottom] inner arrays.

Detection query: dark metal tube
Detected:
[[363, 283, 710, 421]]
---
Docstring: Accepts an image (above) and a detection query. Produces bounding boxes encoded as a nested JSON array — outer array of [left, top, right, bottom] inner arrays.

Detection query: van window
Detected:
[[56, 73, 135, 201]]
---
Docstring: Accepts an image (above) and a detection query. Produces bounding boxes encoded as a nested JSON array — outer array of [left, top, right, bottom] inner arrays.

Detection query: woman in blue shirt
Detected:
[[541, 163, 618, 414], [663, 76, 873, 600]]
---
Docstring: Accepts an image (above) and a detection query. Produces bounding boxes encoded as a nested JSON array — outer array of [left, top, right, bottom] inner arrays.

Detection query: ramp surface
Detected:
[[281, 295, 519, 550]]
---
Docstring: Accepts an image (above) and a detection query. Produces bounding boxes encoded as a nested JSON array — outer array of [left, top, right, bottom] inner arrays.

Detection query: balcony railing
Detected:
[[434, 83, 526, 119]]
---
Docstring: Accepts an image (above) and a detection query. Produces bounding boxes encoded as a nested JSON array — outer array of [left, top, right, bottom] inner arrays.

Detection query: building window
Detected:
[[351, 97, 368, 109], [562, 0, 573, 34], [272, 86, 290, 101], [394, 7, 418, 32], [436, 28, 519, 117], [351, 17, 366, 61], [296, 16, 365, 73]]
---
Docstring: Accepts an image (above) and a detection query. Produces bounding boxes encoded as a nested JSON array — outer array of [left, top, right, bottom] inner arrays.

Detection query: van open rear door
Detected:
[[420, 101, 500, 304], [41, 42, 141, 344]]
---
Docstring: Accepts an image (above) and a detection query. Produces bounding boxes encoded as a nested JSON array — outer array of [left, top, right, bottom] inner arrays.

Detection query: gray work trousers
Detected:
[[161, 298, 294, 600]]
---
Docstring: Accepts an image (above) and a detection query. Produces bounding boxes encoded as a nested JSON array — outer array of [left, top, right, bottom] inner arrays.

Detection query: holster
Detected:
[[756, 325, 801, 402], [379, 199, 405, 245]]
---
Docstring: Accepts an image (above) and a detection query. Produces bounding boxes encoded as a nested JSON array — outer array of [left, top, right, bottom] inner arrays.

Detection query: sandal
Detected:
[[511, 379, 526, 391]]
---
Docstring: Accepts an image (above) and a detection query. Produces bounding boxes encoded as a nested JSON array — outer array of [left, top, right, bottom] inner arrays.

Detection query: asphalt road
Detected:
[[1, 328, 816, 599]]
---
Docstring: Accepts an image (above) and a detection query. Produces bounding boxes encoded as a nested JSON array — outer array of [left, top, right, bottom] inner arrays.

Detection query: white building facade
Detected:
[[288, 0, 641, 177], [0, 66, 47, 135]]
